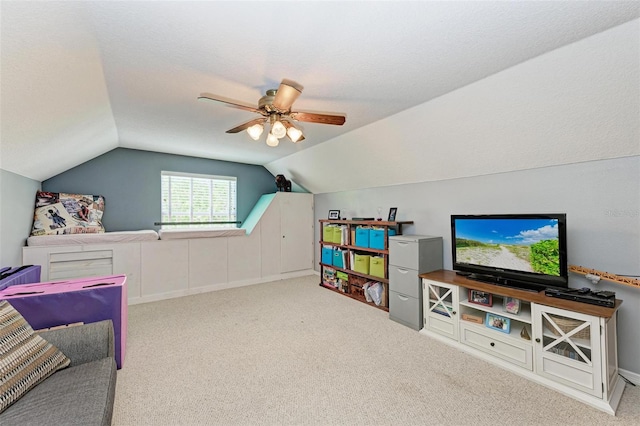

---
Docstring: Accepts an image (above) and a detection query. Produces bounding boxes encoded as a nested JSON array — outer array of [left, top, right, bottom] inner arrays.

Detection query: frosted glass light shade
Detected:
[[287, 126, 303, 143], [266, 133, 280, 147], [271, 120, 287, 139], [247, 123, 264, 140]]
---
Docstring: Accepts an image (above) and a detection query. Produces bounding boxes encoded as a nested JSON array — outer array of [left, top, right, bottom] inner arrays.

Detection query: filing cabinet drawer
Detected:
[[389, 290, 422, 330], [389, 265, 420, 299]]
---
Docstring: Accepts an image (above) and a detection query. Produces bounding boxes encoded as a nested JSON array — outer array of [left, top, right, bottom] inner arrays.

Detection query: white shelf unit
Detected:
[[419, 270, 625, 415]]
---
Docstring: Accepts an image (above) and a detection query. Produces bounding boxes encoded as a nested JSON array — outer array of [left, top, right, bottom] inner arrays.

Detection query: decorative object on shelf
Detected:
[[388, 207, 398, 222], [461, 313, 484, 324], [486, 313, 511, 333], [377, 207, 383, 221], [503, 297, 521, 314], [275, 174, 292, 192], [469, 289, 493, 307], [520, 326, 531, 340], [328, 210, 340, 220]]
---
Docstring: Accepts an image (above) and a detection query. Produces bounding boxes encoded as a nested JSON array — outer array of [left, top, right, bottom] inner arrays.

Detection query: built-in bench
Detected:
[[23, 193, 314, 304]]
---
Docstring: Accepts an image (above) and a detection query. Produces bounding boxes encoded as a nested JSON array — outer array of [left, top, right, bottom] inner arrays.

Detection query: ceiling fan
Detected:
[[198, 79, 346, 146]]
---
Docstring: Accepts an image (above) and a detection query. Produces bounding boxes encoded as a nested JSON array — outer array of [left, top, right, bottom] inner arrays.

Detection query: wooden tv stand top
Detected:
[[419, 270, 622, 318]]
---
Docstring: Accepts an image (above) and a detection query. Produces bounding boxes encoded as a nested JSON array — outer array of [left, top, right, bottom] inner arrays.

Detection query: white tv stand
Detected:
[[419, 270, 625, 415]]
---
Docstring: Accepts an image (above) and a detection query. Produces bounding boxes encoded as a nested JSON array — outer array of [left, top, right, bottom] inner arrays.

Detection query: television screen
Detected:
[[451, 214, 568, 290]]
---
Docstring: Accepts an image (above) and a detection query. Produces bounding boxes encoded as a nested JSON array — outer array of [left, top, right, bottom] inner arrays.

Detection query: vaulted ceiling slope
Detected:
[[1, 2, 638, 182]]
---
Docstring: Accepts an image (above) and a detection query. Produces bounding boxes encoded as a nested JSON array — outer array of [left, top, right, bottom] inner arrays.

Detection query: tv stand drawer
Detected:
[[460, 322, 532, 370]]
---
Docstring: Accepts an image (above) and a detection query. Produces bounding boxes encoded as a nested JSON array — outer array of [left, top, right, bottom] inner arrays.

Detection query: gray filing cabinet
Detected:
[[388, 235, 443, 330]]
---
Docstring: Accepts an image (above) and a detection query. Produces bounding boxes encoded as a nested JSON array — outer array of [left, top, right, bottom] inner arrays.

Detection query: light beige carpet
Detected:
[[113, 275, 639, 425]]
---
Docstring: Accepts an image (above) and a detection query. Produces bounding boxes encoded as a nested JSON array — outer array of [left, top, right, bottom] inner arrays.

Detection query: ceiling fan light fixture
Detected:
[[286, 125, 303, 143], [266, 133, 280, 147], [247, 123, 264, 140], [271, 120, 287, 139]]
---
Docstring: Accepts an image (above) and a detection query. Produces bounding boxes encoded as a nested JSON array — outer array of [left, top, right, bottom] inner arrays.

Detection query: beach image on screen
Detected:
[[455, 218, 560, 276]]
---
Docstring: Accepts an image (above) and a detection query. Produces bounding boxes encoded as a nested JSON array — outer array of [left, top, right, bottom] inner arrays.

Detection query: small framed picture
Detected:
[[503, 297, 521, 315], [468, 290, 492, 307], [486, 313, 511, 334], [388, 207, 397, 221], [328, 210, 340, 220]]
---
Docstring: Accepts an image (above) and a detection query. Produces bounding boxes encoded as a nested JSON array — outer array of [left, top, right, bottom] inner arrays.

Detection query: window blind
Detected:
[[161, 171, 237, 227]]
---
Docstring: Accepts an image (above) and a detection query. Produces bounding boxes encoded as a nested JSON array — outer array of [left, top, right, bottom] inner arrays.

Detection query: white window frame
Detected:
[[161, 171, 237, 228]]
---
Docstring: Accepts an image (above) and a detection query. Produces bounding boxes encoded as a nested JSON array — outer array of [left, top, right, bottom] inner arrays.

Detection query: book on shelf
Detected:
[[336, 271, 349, 293], [323, 267, 337, 288]]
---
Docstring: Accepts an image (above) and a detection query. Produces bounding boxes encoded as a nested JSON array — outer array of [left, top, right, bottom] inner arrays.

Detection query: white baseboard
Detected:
[[619, 368, 640, 386], [128, 270, 315, 305]]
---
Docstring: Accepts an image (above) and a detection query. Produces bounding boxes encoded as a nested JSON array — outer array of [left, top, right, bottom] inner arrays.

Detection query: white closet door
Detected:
[[279, 193, 313, 273]]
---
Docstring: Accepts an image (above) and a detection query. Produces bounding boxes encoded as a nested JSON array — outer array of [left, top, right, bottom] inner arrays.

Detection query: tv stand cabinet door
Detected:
[[422, 279, 459, 340], [532, 304, 603, 398]]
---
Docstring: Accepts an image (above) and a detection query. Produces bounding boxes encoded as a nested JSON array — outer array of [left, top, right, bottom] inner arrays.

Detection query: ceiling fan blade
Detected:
[[198, 93, 263, 114], [226, 117, 266, 133], [289, 111, 346, 126], [272, 79, 303, 112]]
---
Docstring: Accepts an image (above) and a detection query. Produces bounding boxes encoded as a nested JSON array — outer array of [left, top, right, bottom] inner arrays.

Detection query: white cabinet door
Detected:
[[532, 304, 602, 398], [279, 193, 313, 273], [422, 279, 459, 340]]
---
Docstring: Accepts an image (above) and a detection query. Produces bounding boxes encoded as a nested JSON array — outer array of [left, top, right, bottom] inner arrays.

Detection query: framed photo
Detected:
[[388, 207, 397, 221], [468, 290, 492, 307], [486, 313, 511, 334], [503, 297, 521, 315], [328, 210, 340, 220]]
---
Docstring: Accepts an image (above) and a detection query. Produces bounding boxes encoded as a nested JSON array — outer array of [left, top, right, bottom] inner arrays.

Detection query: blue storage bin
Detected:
[[355, 227, 370, 248], [321, 247, 333, 265], [333, 249, 345, 268], [369, 229, 386, 250]]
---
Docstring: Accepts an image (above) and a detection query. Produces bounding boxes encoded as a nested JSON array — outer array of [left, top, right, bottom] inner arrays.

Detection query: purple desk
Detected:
[[0, 265, 41, 290], [0, 275, 127, 369]]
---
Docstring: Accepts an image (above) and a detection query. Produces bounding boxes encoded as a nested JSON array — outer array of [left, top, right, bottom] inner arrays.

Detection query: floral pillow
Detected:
[[30, 191, 105, 236]]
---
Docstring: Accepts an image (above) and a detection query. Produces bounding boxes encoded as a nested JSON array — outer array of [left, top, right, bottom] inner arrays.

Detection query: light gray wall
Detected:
[[0, 169, 40, 266], [42, 148, 280, 232], [314, 156, 640, 375]]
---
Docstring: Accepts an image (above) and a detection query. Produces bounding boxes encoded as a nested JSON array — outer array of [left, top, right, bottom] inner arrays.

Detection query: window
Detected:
[[161, 171, 237, 227]]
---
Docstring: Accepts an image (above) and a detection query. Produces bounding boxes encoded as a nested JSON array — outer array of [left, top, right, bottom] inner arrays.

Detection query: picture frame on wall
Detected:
[[468, 290, 493, 307], [328, 210, 340, 220], [486, 313, 511, 334], [388, 207, 397, 222]]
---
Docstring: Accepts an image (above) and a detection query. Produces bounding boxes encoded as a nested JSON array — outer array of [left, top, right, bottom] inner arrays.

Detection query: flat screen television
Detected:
[[451, 214, 568, 292]]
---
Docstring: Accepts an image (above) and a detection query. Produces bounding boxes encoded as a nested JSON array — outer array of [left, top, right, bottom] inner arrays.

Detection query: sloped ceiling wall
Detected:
[[265, 20, 640, 194], [0, 2, 118, 180]]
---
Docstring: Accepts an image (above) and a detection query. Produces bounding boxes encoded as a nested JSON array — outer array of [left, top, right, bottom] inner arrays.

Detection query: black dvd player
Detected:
[[544, 288, 615, 308]]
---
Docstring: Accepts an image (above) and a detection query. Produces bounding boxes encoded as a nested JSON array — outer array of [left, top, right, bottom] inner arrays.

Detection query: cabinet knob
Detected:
[[535, 338, 541, 343], [490, 342, 495, 347], [452, 311, 456, 315]]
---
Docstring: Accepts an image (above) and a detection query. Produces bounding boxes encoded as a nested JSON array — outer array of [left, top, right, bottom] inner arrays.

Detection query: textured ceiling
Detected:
[[1, 1, 639, 181]]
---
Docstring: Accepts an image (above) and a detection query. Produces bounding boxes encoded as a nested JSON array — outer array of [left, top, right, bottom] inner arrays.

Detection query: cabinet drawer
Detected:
[[389, 290, 422, 330], [388, 239, 419, 269], [389, 266, 420, 298], [460, 323, 533, 370]]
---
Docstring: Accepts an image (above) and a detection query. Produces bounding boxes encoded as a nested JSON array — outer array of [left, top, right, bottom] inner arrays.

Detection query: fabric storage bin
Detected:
[[353, 254, 371, 274], [332, 226, 344, 244], [355, 227, 370, 248], [323, 225, 335, 243], [333, 249, 345, 268], [369, 228, 397, 249], [369, 256, 385, 278], [321, 246, 333, 265]]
